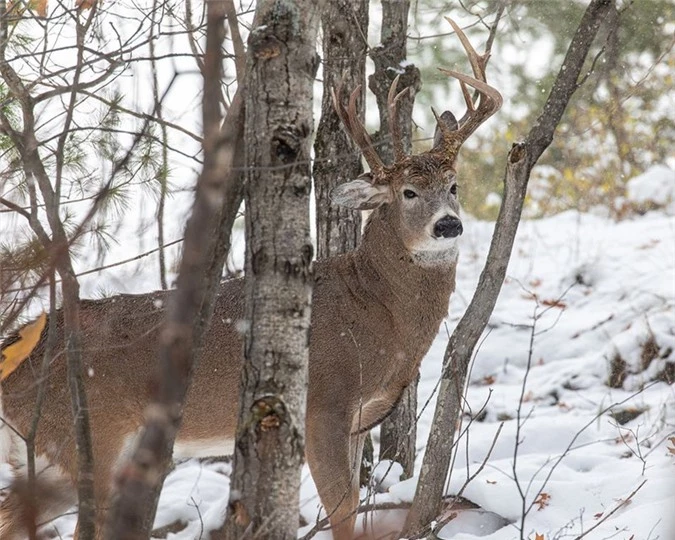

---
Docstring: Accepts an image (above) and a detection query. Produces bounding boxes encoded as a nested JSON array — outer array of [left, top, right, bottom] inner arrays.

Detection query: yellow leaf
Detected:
[[0, 313, 47, 381]]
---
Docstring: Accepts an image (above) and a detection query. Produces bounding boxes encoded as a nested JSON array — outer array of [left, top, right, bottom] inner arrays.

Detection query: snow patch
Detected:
[[626, 164, 674, 208]]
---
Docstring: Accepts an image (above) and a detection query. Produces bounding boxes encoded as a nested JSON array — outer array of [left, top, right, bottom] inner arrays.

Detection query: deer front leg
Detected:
[[306, 413, 364, 540]]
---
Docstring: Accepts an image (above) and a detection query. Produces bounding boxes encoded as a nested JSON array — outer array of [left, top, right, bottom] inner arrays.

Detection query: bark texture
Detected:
[[369, 0, 421, 479], [105, 2, 246, 537], [223, 0, 322, 538], [313, 0, 375, 486], [403, 0, 615, 535], [313, 0, 367, 259]]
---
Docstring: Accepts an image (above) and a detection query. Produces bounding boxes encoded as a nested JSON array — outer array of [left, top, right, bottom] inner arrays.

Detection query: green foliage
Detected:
[[0, 1, 186, 298], [410, 0, 674, 218]]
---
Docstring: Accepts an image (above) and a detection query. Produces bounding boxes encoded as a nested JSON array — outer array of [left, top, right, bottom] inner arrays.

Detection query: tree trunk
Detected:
[[223, 1, 323, 538], [369, 0, 421, 480], [404, 1, 615, 536], [313, 0, 373, 486], [313, 0, 367, 260]]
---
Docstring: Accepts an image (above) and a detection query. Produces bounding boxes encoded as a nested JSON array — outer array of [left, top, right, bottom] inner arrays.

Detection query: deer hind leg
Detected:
[[306, 415, 366, 540]]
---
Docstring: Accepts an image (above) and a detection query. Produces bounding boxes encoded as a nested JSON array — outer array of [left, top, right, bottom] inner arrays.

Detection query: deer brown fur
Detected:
[[0, 19, 500, 540]]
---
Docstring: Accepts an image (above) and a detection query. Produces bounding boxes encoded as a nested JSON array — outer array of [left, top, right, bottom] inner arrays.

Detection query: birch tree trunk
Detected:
[[368, 0, 421, 480], [404, 0, 615, 535], [223, 0, 323, 537]]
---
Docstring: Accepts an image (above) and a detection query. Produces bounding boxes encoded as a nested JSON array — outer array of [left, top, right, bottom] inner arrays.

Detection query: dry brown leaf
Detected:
[[541, 298, 567, 309], [534, 492, 551, 511], [667, 436, 675, 456], [534, 533, 545, 540], [0, 313, 46, 381], [481, 375, 496, 385], [34, 0, 47, 17], [76, 0, 97, 10], [232, 500, 250, 527]]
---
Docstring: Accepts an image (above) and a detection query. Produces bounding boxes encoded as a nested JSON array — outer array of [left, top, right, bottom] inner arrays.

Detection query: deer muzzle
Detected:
[[433, 215, 463, 238]]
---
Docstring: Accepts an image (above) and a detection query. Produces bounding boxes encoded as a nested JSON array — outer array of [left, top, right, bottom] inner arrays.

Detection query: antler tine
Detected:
[[330, 83, 351, 137], [331, 79, 385, 173], [387, 75, 409, 161], [445, 17, 488, 81], [438, 68, 502, 141], [346, 87, 385, 172], [434, 17, 503, 156], [458, 80, 474, 113]]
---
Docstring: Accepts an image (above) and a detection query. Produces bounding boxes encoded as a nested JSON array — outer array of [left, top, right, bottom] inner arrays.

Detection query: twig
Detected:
[[573, 480, 647, 540], [404, 1, 615, 535], [224, 0, 245, 82], [104, 0, 243, 535]]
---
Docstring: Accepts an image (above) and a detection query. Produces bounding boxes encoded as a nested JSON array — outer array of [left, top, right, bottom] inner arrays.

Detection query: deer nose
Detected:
[[433, 215, 463, 238]]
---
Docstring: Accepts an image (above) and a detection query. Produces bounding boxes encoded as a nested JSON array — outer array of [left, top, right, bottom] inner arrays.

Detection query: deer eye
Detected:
[[450, 184, 458, 195], [403, 189, 418, 199]]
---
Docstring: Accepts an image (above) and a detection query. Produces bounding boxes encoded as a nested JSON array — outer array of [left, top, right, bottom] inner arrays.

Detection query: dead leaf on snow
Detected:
[[541, 298, 567, 309], [534, 492, 551, 511], [667, 436, 675, 456]]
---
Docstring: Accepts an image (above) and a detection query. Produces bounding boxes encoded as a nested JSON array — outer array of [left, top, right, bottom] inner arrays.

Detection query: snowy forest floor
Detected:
[[159, 203, 673, 539], [23, 169, 675, 540]]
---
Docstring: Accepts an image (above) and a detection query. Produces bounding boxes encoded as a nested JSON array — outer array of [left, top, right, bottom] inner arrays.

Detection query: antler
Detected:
[[332, 74, 411, 176], [433, 17, 503, 158], [331, 82, 385, 173]]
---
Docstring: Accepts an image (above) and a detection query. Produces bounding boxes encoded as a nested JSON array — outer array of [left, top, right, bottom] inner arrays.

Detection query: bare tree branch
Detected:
[[403, 0, 616, 535], [104, 1, 244, 536]]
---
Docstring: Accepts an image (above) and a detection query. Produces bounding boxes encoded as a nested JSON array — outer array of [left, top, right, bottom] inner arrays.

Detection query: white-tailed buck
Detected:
[[0, 19, 500, 540]]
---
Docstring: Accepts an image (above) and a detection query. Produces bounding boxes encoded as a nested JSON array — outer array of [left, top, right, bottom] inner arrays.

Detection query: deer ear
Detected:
[[432, 110, 459, 149], [330, 175, 392, 210]]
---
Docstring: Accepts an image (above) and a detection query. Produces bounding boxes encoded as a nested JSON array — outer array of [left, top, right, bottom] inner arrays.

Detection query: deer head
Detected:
[[330, 18, 502, 263]]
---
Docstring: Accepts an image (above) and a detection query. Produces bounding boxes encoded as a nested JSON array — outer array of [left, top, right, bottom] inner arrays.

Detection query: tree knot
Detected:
[[251, 395, 286, 431]]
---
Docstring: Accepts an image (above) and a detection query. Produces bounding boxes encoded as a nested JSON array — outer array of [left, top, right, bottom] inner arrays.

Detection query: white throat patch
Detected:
[[411, 242, 459, 267]]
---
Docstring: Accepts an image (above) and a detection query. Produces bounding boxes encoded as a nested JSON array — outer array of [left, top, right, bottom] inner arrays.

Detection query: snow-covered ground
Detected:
[[153, 203, 674, 539], [11, 167, 675, 539], [149, 171, 675, 539]]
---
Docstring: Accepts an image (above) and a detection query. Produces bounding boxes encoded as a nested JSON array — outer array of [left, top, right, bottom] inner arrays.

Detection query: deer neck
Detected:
[[354, 209, 457, 326]]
